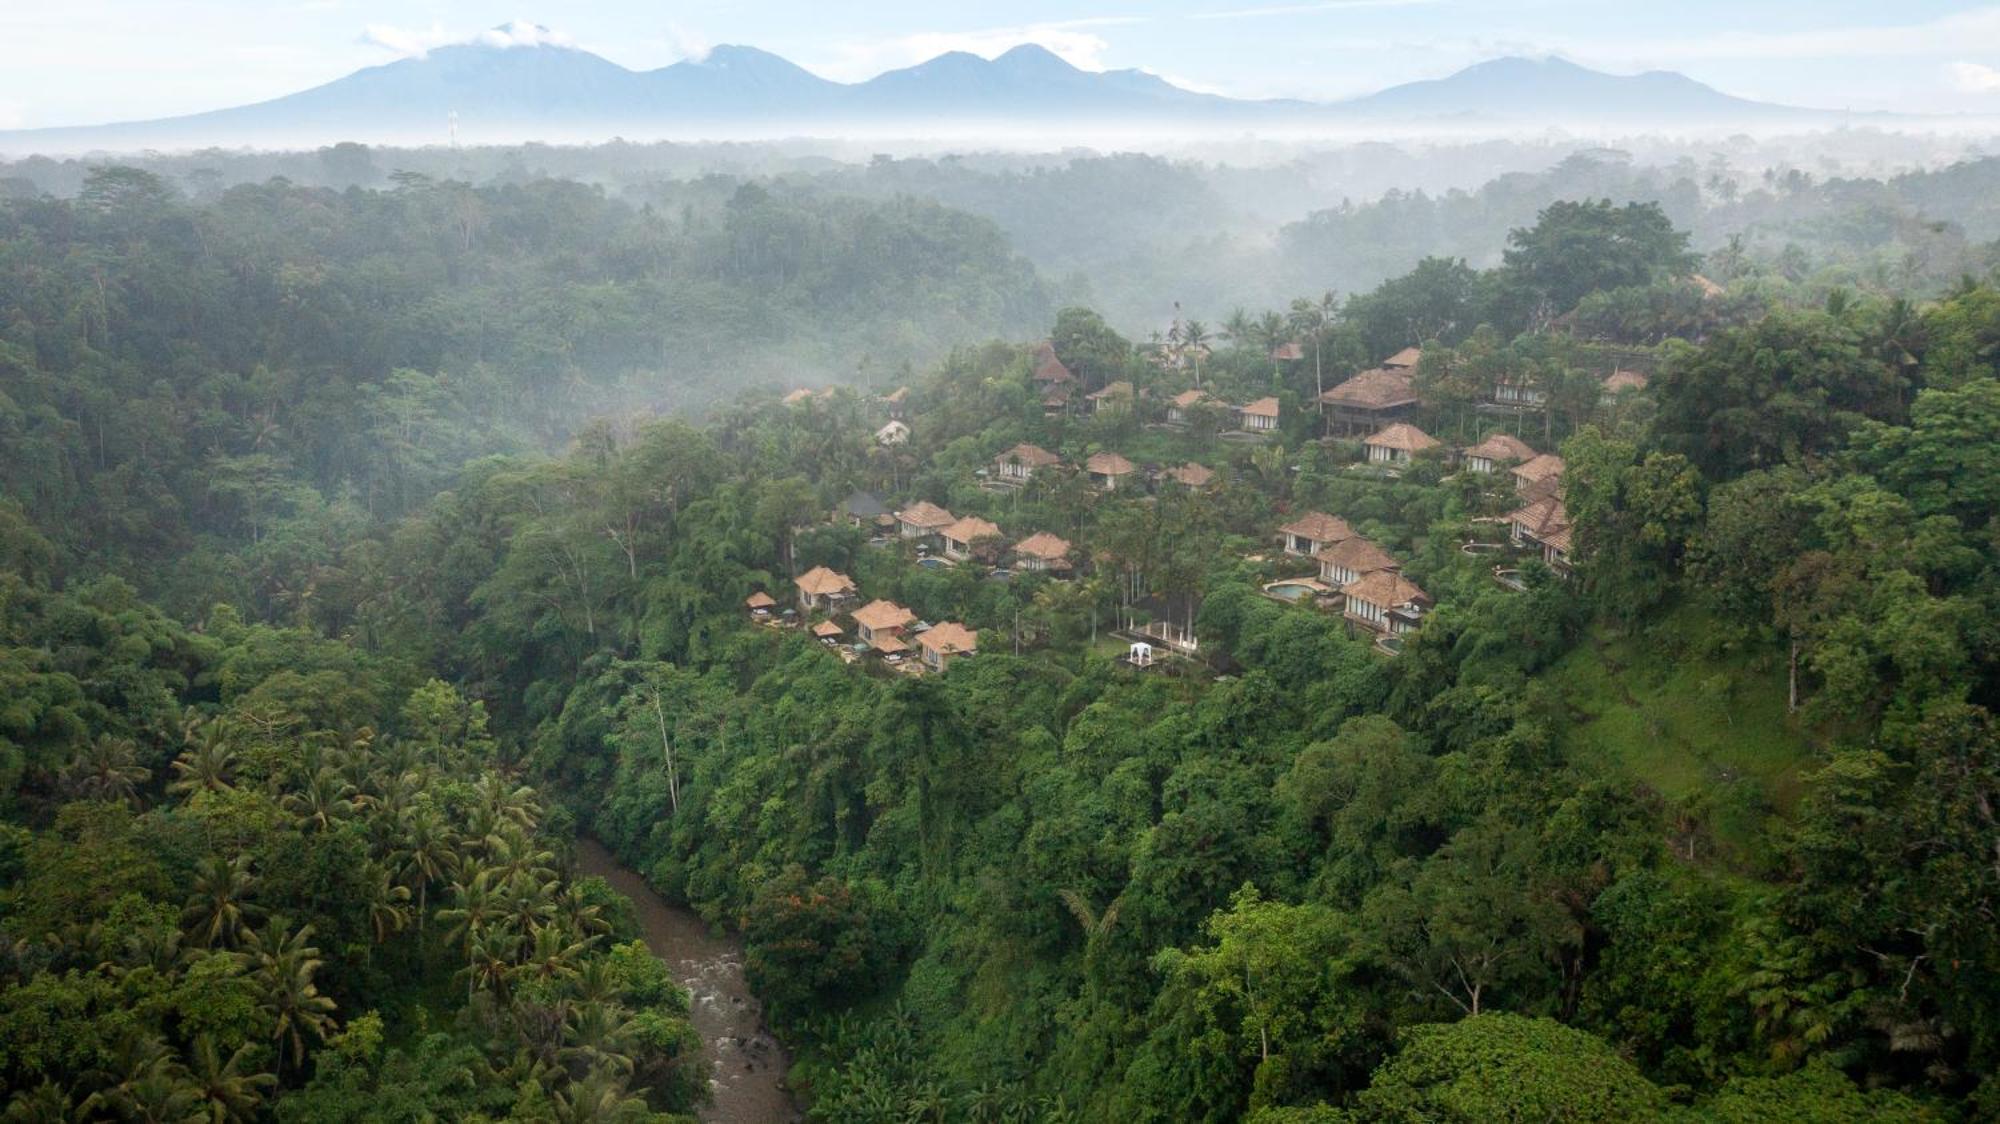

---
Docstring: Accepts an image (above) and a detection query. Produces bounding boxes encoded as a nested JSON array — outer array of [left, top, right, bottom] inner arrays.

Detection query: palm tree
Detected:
[[1181, 320, 1211, 388], [548, 1064, 650, 1124], [499, 870, 560, 939], [61, 736, 149, 807], [238, 919, 338, 1078], [554, 882, 610, 941], [167, 730, 237, 800], [3, 1080, 75, 1123], [561, 1000, 637, 1076], [397, 805, 459, 935], [282, 767, 356, 833], [438, 870, 500, 954], [459, 928, 518, 1004], [364, 866, 413, 944], [1289, 290, 1340, 402], [183, 853, 258, 949], [83, 1036, 198, 1124], [521, 923, 593, 987], [184, 1036, 274, 1124]]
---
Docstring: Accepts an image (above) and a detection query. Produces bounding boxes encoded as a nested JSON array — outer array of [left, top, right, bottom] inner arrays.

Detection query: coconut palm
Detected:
[[83, 1035, 197, 1124], [3, 1080, 75, 1123], [548, 1064, 651, 1124], [282, 767, 356, 833], [364, 865, 413, 944], [238, 918, 338, 1077], [183, 853, 258, 949], [438, 870, 501, 954], [1289, 290, 1340, 402], [521, 923, 593, 987], [184, 1036, 274, 1124], [167, 731, 238, 799], [397, 805, 460, 934], [1181, 320, 1211, 387], [459, 928, 519, 1004], [61, 736, 150, 807]]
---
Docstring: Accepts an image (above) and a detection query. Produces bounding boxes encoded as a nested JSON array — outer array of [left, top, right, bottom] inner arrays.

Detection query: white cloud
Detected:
[[813, 18, 1147, 81], [663, 23, 712, 63], [0, 99, 26, 129], [1544, 7, 2000, 66], [1950, 60, 2000, 93], [361, 19, 572, 60]]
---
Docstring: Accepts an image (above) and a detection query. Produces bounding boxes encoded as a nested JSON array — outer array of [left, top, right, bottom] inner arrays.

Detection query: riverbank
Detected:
[[575, 838, 800, 1124]]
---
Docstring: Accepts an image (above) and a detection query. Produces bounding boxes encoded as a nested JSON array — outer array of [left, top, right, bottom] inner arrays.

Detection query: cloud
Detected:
[[1951, 61, 2000, 93], [1192, 0, 1439, 21], [663, 23, 712, 64], [0, 99, 26, 129], [813, 17, 1147, 80], [361, 19, 572, 59], [1543, 7, 2000, 66]]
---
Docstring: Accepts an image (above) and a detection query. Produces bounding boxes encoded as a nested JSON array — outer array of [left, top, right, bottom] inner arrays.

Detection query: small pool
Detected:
[[1262, 581, 1319, 602], [987, 569, 1013, 581], [1375, 635, 1406, 655], [1461, 541, 1505, 555], [915, 557, 953, 571], [1493, 569, 1528, 592]]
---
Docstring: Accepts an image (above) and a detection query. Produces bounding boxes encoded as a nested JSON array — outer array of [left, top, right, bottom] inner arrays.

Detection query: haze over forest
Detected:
[[4, 8, 2000, 1124]]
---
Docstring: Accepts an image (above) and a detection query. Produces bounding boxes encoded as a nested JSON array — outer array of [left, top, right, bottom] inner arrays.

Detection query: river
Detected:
[[575, 837, 801, 1123]]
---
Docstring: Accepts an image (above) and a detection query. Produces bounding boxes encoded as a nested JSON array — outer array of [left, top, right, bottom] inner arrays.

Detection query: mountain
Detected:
[[0, 35, 1848, 155], [1338, 56, 1814, 126]]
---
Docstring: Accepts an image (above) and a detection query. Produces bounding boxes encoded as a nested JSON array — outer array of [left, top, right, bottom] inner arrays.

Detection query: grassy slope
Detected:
[[1543, 608, 1813, 868]]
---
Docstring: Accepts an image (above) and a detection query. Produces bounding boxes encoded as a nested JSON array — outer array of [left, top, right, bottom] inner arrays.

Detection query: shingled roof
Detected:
[[918, 622, 979, 657], [794, 566, 857, 598], [1086, 452, 1136, 476], [1463, 434, 1538, 464], [1165, 462, 1216, 487], [941, 516, 1002, 545], [1241, 396, 1281, 419], [896, 501, 956, 529], [1320, 367, 1420, 410], [1279, 511, 1356, 545], [996, 443, 1062, 468], [1343, 570, 1430, 610], [1364, 423, 1441, 453], [852, 600, 916, 633], [1316, 537, 1400, 576], [1013, 532, 1073, 562]]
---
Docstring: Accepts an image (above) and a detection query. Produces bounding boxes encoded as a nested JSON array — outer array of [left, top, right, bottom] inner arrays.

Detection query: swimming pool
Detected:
[[1262, 581, 1320, 602]]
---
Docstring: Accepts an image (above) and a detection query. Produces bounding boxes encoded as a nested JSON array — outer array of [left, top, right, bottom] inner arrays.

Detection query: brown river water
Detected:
[[575, 837, 802, 1123]]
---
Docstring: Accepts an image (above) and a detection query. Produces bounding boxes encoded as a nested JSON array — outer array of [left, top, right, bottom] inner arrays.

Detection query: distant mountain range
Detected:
[[0, 32, 1857, 155]]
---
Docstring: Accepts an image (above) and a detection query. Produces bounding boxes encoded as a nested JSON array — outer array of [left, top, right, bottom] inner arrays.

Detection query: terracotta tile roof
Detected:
[[896, 501, 955, 529], [1463, 434, 1538, 463], [1508, 495, 1571, 541], [941, 516, 1002, 545], [1511, 454, 1566, 486], [1343, 570, 1430, 610], [1271, 341, 1305, 361], [1690, 274, 1725, 299], [918, 622, 979, 656], [782, 388, 814, 405], [870, 632, 910, 654], [996, 443, 1062, 468], [1320, 367, 1419, 410], [1315, 537, 1400, 575], [1086, 380, 1134, 401], [1279, 511, 1356, 545], [794, 566, 857, 598], [1169, 388, 1211, 409], [1241, 396, 1281, 418], [1086, 452, 1135, 476], [1384, 346, 1424, 369], [1166, 462, 1215, 487], [745, 591, 776, 609], [1042, 385, 1074, 407], [852, 600, 916, 633], [884, 386, 910, 403], [812, 620, 844, 638], [1602, 369, 1648, 393], [1364, 422, 1441, 453], [1013, 532, 1072, 561]]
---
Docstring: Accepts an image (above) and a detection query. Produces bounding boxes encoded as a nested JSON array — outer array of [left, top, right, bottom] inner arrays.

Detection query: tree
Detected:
[[1500, 199, 1696, 322], [184, 853, 259, 949], [1346, 1013, 1669, 1121], [239, 919, 338, 1077]]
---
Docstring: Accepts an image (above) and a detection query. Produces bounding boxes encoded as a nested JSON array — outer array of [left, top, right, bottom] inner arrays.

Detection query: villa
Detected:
[[1461, 434, 1538, 475], [896, 501, 956, 543], [1012, 532, 1074, 573], [994, 443, 1062, 485], [940, 515, 1003, 562], [918, 622, 980, 671], [1239, 397, 1281, 433], [794, 566, 858, 613], [1279, 511, 1356, 557], [1342, 571, 1432, 636], [1363, 423, 1442, 467], [1086, 452, 1137, 491]]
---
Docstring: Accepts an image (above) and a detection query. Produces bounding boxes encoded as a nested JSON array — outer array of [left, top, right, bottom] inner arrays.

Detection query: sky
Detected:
[[4, 1, 2000, 129]]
